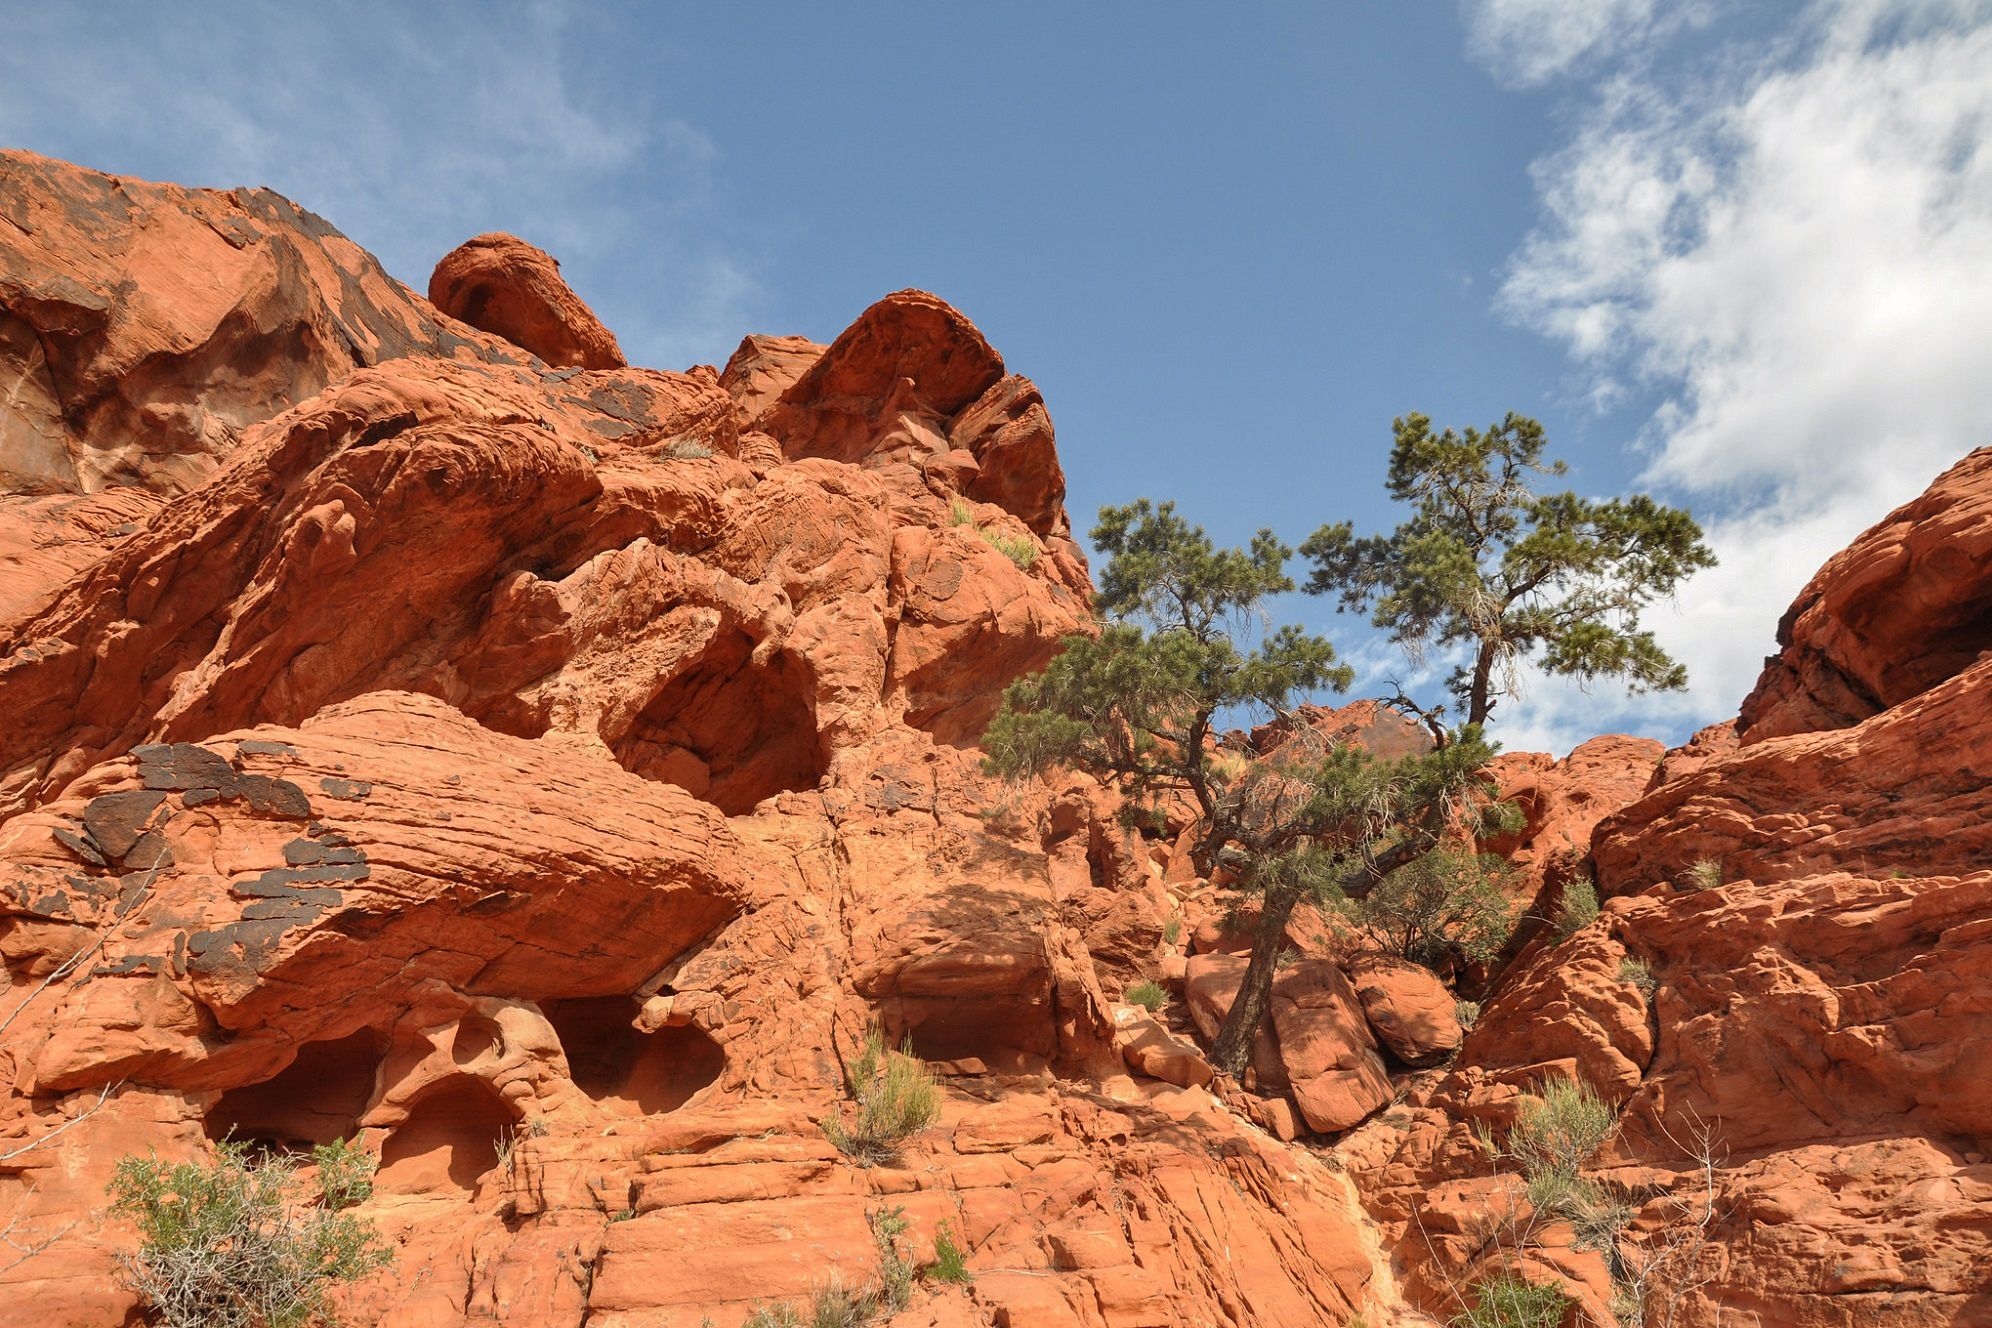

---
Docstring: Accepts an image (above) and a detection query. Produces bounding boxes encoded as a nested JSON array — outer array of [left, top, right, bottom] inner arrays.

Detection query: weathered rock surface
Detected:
[[1739, 446, 1992, 742], [1480, 734, 1665, 905], [0, 156, 1401, 1328], [428, 232, 627, 370], [1344, 454, 1992, 1328], [0, 150, 519, 495], [7, 149, 1988, 1328]]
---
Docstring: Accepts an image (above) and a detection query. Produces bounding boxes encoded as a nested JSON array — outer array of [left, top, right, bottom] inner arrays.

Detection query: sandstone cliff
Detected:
[[1, 151, 1986, 1328]]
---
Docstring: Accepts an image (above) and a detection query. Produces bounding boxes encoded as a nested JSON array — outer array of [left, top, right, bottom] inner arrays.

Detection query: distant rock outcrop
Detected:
[[428, 231, 627, 370]]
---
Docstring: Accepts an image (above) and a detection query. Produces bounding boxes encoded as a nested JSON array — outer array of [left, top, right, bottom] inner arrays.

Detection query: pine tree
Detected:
[[1301, 413, 1716, 726], [985, 500, 1503, 1077]]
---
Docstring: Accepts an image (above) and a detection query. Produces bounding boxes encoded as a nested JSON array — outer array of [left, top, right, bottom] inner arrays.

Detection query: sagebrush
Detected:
[[1450, 1274, 1570, 1328], [1619, 954, 1657, 998], [1683, 858, 1723, 891], [1554, 876, 1599, 939], [824, 1027, 939, 1166], [107, 1140, 390, 1328]]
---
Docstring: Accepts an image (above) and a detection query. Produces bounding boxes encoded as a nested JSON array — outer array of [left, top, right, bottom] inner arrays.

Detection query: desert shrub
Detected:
[[925, 1220, 972, 1285], [1162, 916, 1182, 946], [1554, 876, 1600, 939], [869, 1207, 914, 1312], [1619, 955, 1657, 998], [1340, 847, 1512, 970], [946, 497, 1039, 569], [1683, 858, 1722, 891], [1455, 999, 1482, 1030], [1125, 979, 1168, 1013], [980, 527, 1039, 570], [824, 1027, 939, 1166], [310, 1137, 374, 1210], [1508, 1079, 1616, 1185], [660, 439, 715, 460], [809, 1281, 879, 1328], [107, 1141, 390, 1328], [1450, 1274, 1570, 1328], [742, 1304, 803, 1328]]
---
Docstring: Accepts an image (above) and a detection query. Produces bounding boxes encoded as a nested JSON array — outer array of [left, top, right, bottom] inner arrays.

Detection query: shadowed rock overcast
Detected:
[[6, 0, 1985, 753]]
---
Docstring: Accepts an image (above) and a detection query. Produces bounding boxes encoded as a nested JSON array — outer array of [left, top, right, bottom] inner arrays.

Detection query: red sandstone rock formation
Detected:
[[428, 233, 628, 371], [0, 155, 1388, 1328], [1344, 453, 1992, 1328], [1739, 447, 1992, 742], [3, 151, 1987, 1328], [0, 150, 521, 496]]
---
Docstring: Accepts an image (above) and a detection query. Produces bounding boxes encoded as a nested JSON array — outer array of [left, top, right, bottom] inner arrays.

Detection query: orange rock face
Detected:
[[1344, 454, 1992, 1328], [4, 151, 1987, 1328], [1738, 446, 1992, 742], [0, 156, 1394, 1328], [428, 232, 628, 371], [0, 151, 521, 495]]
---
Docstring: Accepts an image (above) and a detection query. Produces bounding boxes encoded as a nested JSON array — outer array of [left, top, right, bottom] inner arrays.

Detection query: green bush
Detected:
[[869, 1207, 914, 1312], [925, 1220, 972, 1285], [1451, 1274, 1570, 1328], [107, 1141, 390, 1328], [980, 528, 1040, 570], [1124, 980, 1168, 1013], [946, 497, 1039, 569], [824, 1027, 940, 1166], [1509, 1078, 1616, 1186], [1554, 876, 1599, 939], [310, 1137, 374, 1210], [1162, 916, 1183, 946], [1683, 858, 1723, 891], [1455, 999, 1482, 1030], [1340, 846, 1513, 969], [1618, 955, 1657, 998]]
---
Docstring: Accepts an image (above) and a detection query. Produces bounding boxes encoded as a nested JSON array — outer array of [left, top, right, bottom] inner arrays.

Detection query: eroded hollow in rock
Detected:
[[895, 995, 1058, 1071], [203, 1027, 384, 1148], [543, 996, 725, 1115], [451, 1012, 505, 1066], [613, 631, 822, 815], [376, 1077, 513, 1195]]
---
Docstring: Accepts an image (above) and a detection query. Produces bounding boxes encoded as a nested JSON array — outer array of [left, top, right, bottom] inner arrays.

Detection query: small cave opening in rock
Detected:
[[203, 1028, 384, 1149], [612, 631, 823, 815], [543, 996, 725, 1115], [893, 997, 1057, 1074], [452, 1012, 505, 1067], [376, 1077, 514, 1196], [1912, 594, 1992, 698]]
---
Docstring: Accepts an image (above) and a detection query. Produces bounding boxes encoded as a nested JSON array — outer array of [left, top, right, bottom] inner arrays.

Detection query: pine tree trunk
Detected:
[[1467, 641, 1498, 726], [1209, 882, 1303, 1078]]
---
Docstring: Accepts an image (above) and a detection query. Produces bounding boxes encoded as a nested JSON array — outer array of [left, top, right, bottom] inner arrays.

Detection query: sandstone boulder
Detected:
[[1739, 445, 1992, 741], [427, 232, 627, 370], [1346, 956, 1462, 1067]]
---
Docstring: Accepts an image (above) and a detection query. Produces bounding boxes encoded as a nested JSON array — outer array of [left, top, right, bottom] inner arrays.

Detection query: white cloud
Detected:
[[1482, 0, 1992, 754], [1461, 0, 1710, 87], [0, 1, 759, 369]]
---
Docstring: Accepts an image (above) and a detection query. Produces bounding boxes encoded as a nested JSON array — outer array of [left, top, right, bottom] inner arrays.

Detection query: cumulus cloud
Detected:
[[1460, 0, 1710, 87], [1476, 0, 1992, 754], [0, 0, 759, 369]]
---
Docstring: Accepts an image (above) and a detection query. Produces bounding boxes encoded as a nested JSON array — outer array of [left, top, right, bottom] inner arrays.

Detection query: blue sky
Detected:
[[5, 1, 1988, 754]]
